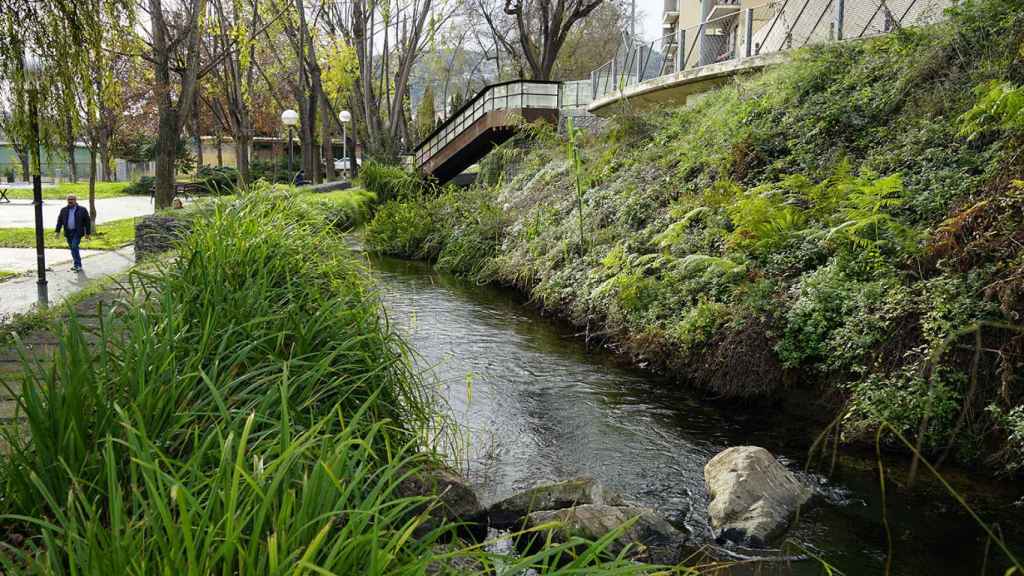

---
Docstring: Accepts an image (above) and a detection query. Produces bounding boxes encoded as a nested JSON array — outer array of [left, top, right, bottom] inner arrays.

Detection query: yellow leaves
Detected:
[[321, 39, 359, 103]]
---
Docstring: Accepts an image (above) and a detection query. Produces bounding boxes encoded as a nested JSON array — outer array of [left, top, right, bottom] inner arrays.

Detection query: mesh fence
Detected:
[[593, 0, 955, 100], [0, 162, 97, 183]]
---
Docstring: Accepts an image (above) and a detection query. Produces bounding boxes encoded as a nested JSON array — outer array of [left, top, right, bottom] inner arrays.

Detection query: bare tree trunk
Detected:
[[98, 96, 114, 181], [320, 88, 334, 182], [99, 138, 112, 181], [149, 0, 203, 208], [216, 129, 223, 167], [15, 146, 30, 181], [193, 87, 203, 172], [65, 119, 78, 183], [156, 105, 179, 207], [88, 144, 99, 233], [237, 132, 250, 185]]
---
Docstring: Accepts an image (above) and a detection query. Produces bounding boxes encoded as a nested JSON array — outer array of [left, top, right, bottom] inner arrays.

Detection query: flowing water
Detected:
[[367, 254, 1024, 575]]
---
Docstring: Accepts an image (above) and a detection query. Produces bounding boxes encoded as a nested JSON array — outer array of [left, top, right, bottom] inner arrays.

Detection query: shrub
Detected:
[[250, 158, 293, 184], [363, 198, 437, 257], [122, 176, 156, 196], [360, 161, 428, 202], [316, 188, 378, 231], [196, 165, 240, 195]]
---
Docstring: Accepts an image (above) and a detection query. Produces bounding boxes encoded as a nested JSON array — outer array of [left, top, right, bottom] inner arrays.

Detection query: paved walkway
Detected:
[[0, 247, 106, 274], [0, 247, 135, 321], [0, 196, 154, 228]]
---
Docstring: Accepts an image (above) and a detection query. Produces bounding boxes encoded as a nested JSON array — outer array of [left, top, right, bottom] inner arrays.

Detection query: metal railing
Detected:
[[559, 80, 594, 110], [591, 0, 953, 101], [414, 80, 563, 168]]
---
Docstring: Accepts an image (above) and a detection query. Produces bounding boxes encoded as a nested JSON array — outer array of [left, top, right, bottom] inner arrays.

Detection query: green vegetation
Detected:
[[365, 0, 1024, 472], [303, 187, 378, 231], [0, 270, 16, 282], [0, 216, 136, 250], [3, 181, 133, 200], [360, 160, 433, 202], [0, 186, 670, 574]]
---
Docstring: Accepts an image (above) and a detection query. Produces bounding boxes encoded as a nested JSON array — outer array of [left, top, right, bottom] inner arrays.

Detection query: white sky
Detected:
[[636, 0, 666, 41]]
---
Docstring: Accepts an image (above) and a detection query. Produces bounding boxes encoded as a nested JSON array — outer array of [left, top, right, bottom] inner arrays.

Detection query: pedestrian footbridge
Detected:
[[415, 0, 952, 182], [414, 80, 592, 183]]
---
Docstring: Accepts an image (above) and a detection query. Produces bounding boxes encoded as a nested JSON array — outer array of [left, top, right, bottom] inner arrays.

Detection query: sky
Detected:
[[636, 0, 667, 41]]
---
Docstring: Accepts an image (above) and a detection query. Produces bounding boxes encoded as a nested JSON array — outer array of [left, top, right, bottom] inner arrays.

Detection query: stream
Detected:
[[367, 254, 1024, 575]]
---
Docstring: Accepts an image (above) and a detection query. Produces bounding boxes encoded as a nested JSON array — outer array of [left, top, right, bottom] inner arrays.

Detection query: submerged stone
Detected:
[[523, 504, 689, 564], [396, 464, 484, 538], [486, 477, 624, 529]]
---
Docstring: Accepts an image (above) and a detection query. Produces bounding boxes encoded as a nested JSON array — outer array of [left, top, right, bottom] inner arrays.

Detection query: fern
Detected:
[[676, 254, 746, 277], [823, 172, 918, 255], [727, 190, 807, 256], [652, 206, 712, 249], [958, 81, 1024, 141]]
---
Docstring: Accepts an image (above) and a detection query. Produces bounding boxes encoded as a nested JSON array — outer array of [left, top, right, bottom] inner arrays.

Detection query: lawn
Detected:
[[0, 270, 16, 282], [2, 181, 135, 200], [0, 216, 136, 250]]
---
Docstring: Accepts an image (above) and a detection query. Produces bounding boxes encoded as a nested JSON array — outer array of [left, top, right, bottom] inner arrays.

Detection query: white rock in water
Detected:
[[704, 446, 812, 547]]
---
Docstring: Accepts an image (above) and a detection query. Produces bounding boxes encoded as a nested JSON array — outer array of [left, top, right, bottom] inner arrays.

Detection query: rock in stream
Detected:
[[704, 446, 812, 547]]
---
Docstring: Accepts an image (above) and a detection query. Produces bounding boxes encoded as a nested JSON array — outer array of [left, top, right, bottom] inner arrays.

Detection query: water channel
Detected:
[[367, 253, 1024, 575]]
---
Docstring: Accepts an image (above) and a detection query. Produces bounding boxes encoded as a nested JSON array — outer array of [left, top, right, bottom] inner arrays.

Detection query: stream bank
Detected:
[[366, 253, 1024, 575]]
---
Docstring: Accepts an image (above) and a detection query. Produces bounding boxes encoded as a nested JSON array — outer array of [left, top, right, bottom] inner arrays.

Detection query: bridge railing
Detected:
[[415, 80, 561, 168], [591, 0, 952, 101]]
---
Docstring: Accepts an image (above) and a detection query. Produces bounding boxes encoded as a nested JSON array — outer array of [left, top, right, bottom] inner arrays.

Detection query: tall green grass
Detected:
[[308, 187, 378, 230], [359, 161, 430, 202], [0, 186, 672, 574]]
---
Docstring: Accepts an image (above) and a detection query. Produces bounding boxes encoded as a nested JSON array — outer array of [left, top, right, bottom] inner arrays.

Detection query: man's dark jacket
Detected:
[[55, 205, 91, 238]]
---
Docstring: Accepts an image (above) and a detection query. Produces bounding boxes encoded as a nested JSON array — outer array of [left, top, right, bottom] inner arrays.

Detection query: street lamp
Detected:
[[339, 110, 351, 179], [281, 109, 299, 182], [24, 50, 47, 307]]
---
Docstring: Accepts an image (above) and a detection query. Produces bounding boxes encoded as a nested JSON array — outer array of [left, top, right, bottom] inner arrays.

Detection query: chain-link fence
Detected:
[[0, 161, 98, 184], [593, 0, 953, 101]]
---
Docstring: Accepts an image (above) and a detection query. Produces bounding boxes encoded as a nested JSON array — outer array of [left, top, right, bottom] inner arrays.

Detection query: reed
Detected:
[[0, 185, 666, 574]]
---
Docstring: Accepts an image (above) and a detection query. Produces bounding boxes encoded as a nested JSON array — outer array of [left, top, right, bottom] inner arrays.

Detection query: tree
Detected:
[[475, 0, 607, 80], [210, 0, 259, 185], [416, 84, 436, 140], [0, 0, 130, 188], [549, 0, 626, 80], [322, 0, 453, 160], [144, 0, 210, 208]]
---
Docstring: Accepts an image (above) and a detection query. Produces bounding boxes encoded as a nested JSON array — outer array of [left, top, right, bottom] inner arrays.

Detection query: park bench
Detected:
[[148, 182, 208, 203]]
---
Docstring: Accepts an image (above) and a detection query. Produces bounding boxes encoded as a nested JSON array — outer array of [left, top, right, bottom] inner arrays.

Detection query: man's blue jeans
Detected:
[[67, 231, 83, 269]]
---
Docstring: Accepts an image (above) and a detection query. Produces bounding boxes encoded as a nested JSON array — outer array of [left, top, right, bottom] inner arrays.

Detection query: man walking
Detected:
[[54, 194, 91, 272]]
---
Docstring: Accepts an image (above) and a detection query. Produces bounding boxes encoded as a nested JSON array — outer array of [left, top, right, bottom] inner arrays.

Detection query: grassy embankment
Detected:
[[0, 187, 671, 574], [363, 0, 1024, 473]]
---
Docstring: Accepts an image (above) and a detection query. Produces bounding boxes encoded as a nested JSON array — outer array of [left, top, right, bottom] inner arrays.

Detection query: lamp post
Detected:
[[280, 109, 299, 182], [339, 110, 351, 179], [24, 51, 47, 307]]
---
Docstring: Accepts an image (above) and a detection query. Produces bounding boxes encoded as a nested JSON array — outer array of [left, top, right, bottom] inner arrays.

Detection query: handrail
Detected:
[[414, 79, 561, 154]]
